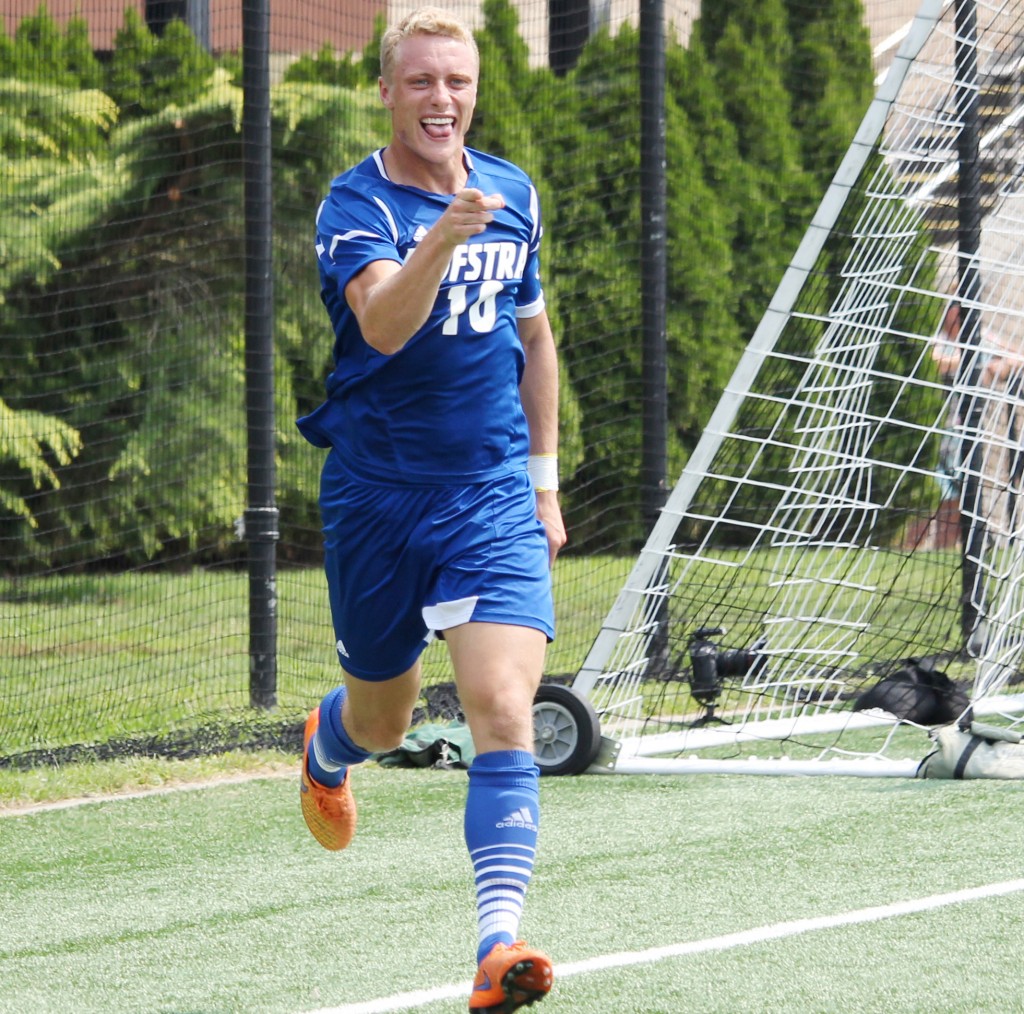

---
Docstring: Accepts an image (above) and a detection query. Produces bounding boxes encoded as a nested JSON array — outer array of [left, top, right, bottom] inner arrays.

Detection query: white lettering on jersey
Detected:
[[448, 244, 471, 279], [445, 242, 528, 284], [400, 238, 531, 336], [514, 242, 528, 278]]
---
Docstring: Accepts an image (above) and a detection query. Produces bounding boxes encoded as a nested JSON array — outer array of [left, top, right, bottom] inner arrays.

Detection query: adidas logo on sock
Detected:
[[496, 807, 538, 832]]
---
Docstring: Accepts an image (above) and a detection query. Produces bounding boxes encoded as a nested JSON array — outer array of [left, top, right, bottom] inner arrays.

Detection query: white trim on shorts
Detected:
[[422, 595, 479, 631]]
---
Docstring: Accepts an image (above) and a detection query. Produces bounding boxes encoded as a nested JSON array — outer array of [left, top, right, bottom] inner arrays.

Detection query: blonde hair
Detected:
[[379, 7, 479, 84]]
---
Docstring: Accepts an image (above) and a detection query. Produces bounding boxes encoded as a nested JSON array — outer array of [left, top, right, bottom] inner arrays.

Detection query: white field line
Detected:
[[308, 878, 1024, 1014], [0, 767, 295, 816]]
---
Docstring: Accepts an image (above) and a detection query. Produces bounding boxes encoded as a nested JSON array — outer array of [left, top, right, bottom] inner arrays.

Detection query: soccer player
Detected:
[[295, 6, 565, 1012]]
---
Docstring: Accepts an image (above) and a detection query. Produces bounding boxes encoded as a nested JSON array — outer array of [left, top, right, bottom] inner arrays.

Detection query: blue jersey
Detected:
[[297, 147, 546, 485]]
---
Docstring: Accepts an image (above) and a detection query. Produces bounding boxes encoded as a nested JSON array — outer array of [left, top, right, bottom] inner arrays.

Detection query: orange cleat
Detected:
[[300, 707, 357, 851], [469, 941, 553, 1013]]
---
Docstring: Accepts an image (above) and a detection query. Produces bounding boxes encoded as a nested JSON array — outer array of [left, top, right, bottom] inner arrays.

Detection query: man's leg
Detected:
[[305, 685, 368, 788], [310, 665, 423, 780], [301, 665, 422, 851], [446, 622, 553, 1011]]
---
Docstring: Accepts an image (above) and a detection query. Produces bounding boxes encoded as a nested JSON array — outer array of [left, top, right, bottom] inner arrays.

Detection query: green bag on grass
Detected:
[[376, 721, 476, 769]]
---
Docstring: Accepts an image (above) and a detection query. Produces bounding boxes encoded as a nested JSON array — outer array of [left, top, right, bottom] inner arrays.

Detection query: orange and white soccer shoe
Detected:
[[300, 707, 357, 851], [469, 941, 553, 1013]]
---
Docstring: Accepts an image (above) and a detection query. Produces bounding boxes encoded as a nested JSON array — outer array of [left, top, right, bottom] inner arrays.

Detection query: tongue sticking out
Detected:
[[423, 119, 454, 140]]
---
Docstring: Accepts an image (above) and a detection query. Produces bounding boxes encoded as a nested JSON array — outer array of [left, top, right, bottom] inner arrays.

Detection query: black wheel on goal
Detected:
[[532, 683, 602, 776]]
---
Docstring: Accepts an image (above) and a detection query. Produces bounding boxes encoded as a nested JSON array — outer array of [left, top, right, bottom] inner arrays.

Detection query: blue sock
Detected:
[[307, 685, 371, 787], [464, 749, 540, 966]]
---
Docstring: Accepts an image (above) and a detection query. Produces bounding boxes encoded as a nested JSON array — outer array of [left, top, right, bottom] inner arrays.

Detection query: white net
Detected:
[[575, 0, 1024, 774]]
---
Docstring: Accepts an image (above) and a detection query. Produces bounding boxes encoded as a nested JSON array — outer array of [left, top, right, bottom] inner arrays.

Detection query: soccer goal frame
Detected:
[[564, 0, 1024, 777]]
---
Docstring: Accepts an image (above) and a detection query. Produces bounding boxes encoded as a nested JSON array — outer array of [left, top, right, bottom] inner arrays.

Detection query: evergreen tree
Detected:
[[8, 6, 75, 85], [0, 0, 924, 565], [664, 37, 741, 465], [700, 0, 814, 339], [106, 10, 215, 117], [536, 22, 738, 546], [62, 17, 104, 90], [534, 25, 644, 546], [0, 25, 14, 77], [0, 9, 102, 88], [106, 8, 159, 117], [690, 1, 734, 57], [784, 0, 873, 185], [283, 41, 370, 88], [359, 14, 386, 82], [470, 0, 538, 170], [470, 0, 551, 179]]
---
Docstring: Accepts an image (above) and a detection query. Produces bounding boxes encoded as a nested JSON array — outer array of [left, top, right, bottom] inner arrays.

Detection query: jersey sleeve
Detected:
[[315, 187, 404, 296], [515, 183, 545, 319]]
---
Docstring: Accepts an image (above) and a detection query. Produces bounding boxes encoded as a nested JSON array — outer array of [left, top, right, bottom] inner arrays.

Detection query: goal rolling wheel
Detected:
[[532, 683, 602, 776]]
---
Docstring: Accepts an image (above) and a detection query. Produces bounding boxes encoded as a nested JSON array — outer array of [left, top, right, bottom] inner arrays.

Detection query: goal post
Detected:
[[569, 0, 1024, 777]]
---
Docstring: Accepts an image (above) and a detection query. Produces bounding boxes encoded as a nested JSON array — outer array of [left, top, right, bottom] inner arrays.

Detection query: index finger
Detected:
[[456, 189, 505, 211]]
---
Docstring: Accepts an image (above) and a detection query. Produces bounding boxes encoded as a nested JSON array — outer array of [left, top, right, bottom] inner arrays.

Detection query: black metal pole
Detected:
[[242, 0, 278, 708], [639, 0, 670, 673], [954, 0, 985, 650], [639, 0, 668, 527], [548, 0, 590, 76]]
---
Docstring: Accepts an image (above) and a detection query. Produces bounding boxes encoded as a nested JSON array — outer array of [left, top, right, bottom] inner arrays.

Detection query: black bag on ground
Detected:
[[852, 659, 969, 725]]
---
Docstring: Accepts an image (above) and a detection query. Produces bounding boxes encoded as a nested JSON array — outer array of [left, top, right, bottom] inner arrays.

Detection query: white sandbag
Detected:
[[917, 722, 1024, 779]]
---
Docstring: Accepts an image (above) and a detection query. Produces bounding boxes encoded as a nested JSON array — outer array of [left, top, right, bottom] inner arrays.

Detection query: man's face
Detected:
[[380, 32, 478, 169]]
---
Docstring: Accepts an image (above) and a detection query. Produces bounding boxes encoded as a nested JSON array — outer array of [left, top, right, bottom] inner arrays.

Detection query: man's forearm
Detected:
[[519, 313, 559, 455]]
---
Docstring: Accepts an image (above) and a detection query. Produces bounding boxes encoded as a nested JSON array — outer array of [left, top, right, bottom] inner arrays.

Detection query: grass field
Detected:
[[0, 547, 978, 763], [3, 755, 1023, 1013], [0, 556, 634, 759]]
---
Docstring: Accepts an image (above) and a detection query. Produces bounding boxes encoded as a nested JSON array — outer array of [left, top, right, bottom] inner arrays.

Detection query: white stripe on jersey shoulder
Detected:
[[372, 196, 399, 244], [327, 230, 380, 259], [528, 185, 540, 243]]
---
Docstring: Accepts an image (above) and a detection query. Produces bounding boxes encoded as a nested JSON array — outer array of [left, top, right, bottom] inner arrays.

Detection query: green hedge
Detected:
[[0, 0, 937, 570]]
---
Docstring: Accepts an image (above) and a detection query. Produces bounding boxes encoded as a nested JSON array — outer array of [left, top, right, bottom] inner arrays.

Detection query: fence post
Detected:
[[639, 0, 670, 674], [640, 0, 667, 527], [242, 0, 278, 709]]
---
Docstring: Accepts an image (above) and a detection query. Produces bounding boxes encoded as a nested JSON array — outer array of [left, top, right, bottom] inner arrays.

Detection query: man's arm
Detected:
[[345, 189, 504, 355], [519, 310, 567, 563]]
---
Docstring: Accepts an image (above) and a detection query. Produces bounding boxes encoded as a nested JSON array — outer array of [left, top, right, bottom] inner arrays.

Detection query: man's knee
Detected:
[[462, 694, 535, 752]]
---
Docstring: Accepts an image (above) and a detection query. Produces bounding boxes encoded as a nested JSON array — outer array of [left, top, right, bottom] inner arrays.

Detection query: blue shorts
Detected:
[[319, 451, 555, 682]]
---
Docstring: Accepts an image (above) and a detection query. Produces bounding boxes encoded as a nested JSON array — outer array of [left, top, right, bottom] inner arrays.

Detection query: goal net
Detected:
[[574, 0, 1024, 776]]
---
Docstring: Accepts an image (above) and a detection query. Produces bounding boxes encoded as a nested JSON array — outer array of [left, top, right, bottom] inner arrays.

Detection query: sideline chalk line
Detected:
[[307, 877, 1024, 1013], [0, 767, 294, 816]]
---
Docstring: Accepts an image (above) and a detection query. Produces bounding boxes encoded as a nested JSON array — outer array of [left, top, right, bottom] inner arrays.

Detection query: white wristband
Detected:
[[527, 454, 559, 492]]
